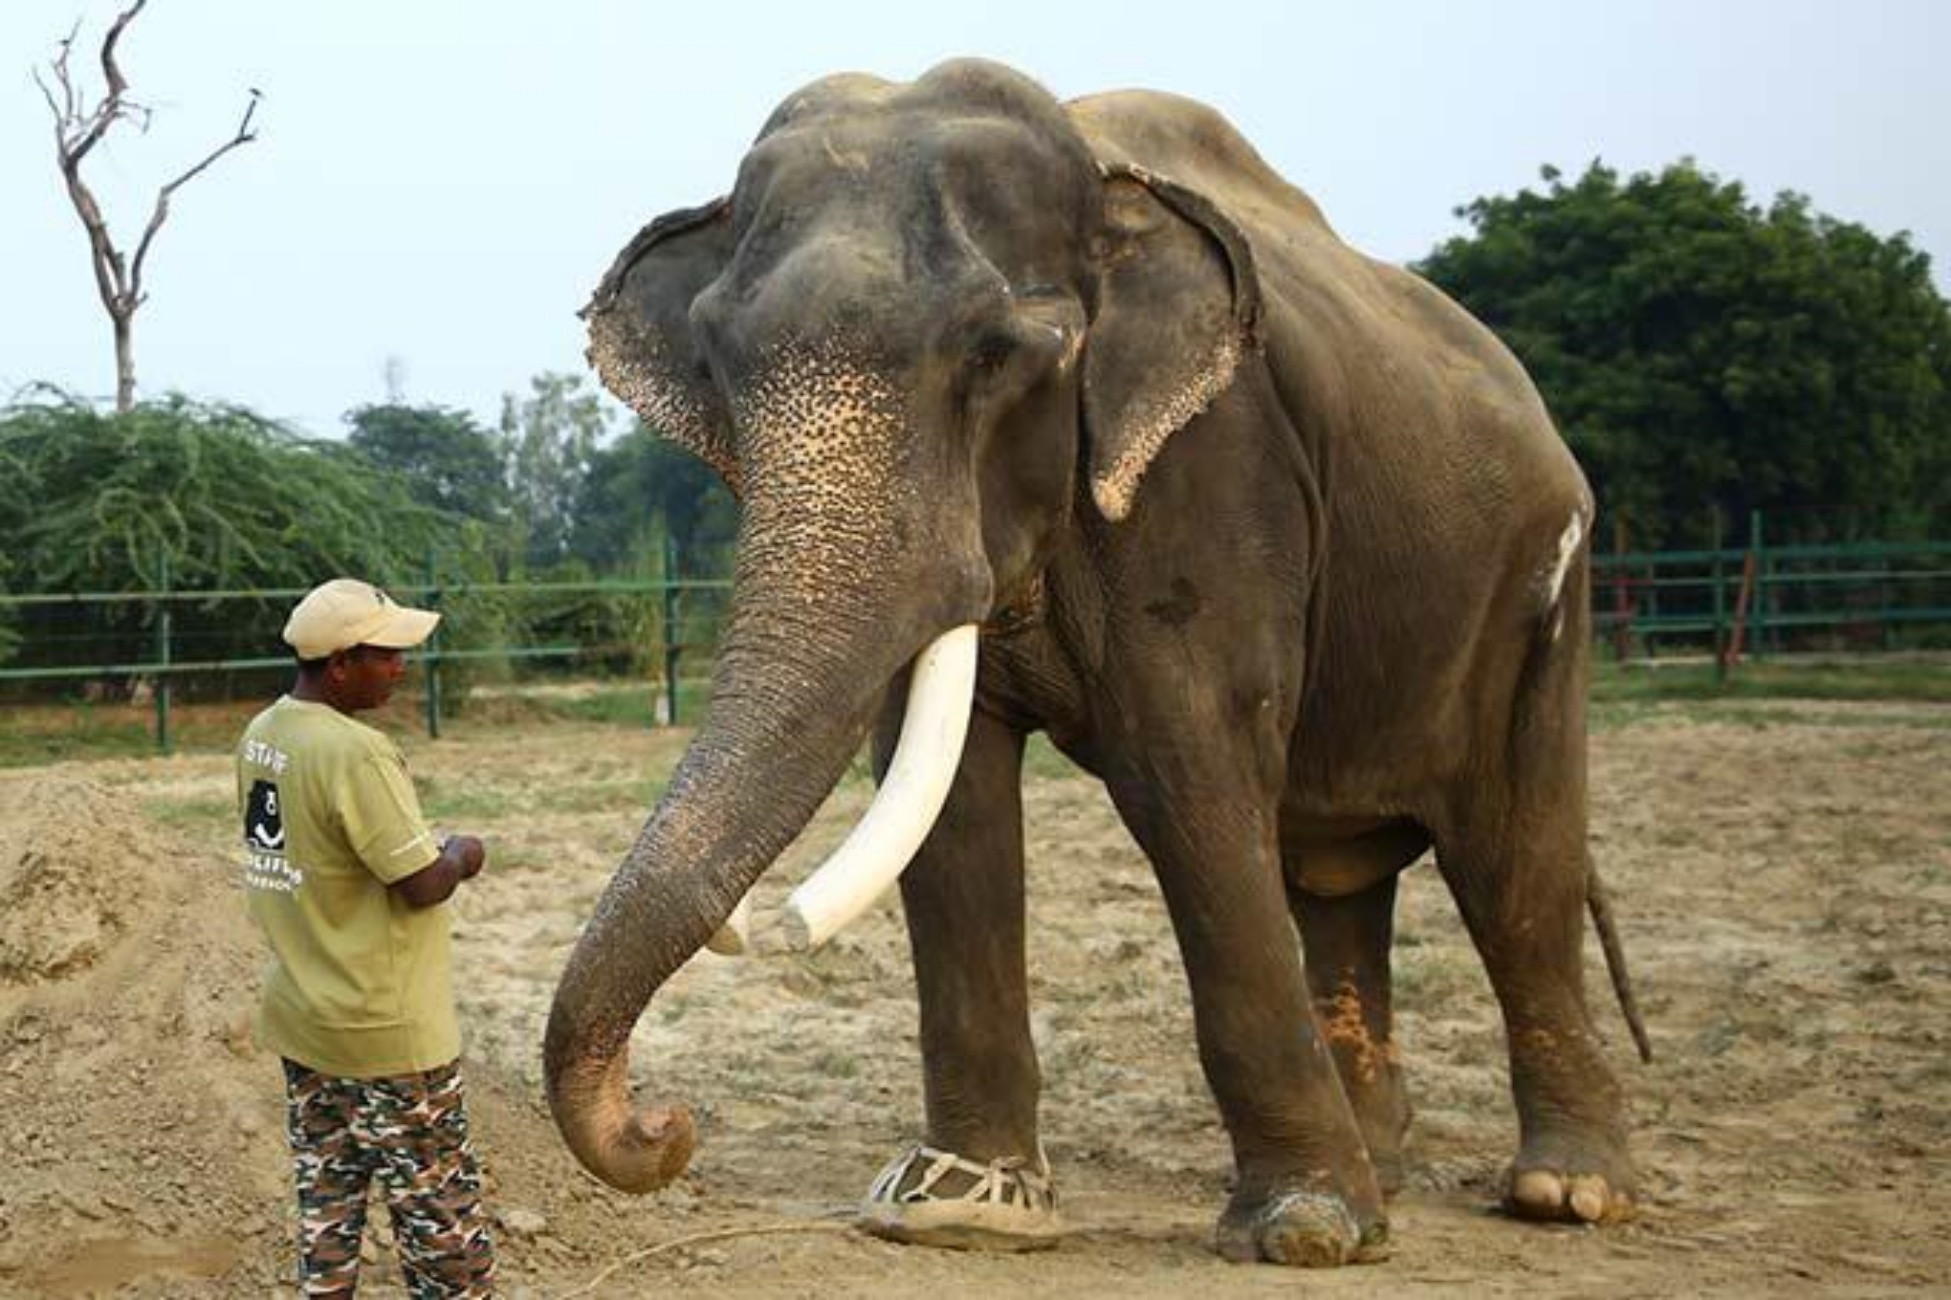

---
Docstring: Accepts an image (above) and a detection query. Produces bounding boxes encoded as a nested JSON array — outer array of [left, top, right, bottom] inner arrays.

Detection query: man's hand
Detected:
[[391, 832, 487, 908], [447, 833, 487, 880]]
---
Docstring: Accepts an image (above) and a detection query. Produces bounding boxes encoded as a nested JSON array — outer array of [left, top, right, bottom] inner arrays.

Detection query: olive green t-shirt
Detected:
[[236, 696, 456, 1078]]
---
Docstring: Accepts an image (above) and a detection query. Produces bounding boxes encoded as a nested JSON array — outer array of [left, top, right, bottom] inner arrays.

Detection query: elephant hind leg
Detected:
[[1289, 871, 1415, 1195], [1434, 812, 1636, 1224], [1105, 771, 1389, 1266]]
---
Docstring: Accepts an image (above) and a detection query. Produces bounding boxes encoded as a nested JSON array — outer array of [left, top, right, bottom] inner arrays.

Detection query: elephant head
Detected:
[[545, 58, 1260, 1192]]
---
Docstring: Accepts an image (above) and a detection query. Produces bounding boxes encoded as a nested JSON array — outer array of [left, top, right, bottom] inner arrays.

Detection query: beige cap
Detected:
[[283, 578, 440, 660]]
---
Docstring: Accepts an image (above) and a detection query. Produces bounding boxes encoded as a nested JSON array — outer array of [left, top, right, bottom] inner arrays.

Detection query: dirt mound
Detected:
[[0, 775, 163, 983], [0, 767, 729, 1299], [0, 770, 281, 1295]]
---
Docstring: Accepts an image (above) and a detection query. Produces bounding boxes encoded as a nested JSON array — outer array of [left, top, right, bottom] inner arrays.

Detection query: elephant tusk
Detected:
[[704, 890, 753, 956], [780, 624, 979, 952]]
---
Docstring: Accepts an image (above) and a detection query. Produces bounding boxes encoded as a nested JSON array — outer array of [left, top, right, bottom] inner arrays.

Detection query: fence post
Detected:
[[661, 531, 682, 727], [1749, 509, 1768, 662], [154, 548, 173, 755], [1611, 517, 1631, 662], [1880, 542, 1897, 652], [1643, 543, 1661, 657], [423, 550, 442, 739], [1711, 507, 1728, 683]]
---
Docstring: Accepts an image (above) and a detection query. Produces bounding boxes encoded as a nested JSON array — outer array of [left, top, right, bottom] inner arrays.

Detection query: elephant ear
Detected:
[[1084, 163, 1262, 522], [582, 198, 741, 494]]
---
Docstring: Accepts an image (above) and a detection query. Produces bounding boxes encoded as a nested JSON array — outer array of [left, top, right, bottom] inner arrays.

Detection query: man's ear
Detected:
[[583, 199, 741, 494], [1082, 163, 1261, 522]]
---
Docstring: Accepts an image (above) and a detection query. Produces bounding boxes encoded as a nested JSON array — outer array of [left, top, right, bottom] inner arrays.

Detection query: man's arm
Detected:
[[390, 833, 486, 909]]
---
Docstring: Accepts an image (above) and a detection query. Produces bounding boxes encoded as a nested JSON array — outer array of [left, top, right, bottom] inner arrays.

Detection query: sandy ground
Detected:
[[0, 696, 1947, 1298]]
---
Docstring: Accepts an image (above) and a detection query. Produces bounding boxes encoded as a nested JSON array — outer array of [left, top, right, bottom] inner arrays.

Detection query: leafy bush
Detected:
[[0, 390, 492, 695]]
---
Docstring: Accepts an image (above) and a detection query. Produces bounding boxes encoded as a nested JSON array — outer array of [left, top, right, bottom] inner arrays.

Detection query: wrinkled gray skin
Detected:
[[546, 59, 1639, 1266]]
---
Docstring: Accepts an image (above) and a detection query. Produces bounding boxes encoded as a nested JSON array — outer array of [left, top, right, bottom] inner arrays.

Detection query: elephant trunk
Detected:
[[543, 481, 986, 1192], [541, 636, 877, 1191]]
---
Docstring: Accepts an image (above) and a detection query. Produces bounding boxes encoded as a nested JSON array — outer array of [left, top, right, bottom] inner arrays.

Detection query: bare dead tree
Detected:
[[34, 0, 261, 413]]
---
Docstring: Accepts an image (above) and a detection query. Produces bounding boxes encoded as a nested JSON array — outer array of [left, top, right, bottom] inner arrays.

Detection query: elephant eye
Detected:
[[971, 334, 1014, 373]]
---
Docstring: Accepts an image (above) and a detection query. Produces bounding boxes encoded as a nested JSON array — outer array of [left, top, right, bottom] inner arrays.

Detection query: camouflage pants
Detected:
[[282, 1058, 497, 1298]]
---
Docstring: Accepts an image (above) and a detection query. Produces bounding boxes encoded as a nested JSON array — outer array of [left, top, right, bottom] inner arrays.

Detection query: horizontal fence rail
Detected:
[[1592, 538, 1951, 670], [4, 534, 1949, 753], [0, 563, 735, 753]]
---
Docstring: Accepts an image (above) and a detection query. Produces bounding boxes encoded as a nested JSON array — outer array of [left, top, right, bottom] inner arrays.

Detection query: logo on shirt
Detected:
[[244, 778, 302, 893], [247, 779, 285, 850]]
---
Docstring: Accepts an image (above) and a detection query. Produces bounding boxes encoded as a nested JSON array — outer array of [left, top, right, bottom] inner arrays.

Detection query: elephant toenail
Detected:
[[1510, 1168, 1565, 1211], [1568, 1176, 1608, 1222]]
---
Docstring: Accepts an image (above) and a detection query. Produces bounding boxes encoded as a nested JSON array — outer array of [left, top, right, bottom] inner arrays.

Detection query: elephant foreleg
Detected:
[[860, 708, 1059, 1249], [1291, 873, 1413, 1194], [897, 709, 1037, 1154]]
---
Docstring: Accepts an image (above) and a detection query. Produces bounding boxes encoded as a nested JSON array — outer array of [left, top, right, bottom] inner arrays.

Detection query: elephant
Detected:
[[544, 58, 1650, 1268]]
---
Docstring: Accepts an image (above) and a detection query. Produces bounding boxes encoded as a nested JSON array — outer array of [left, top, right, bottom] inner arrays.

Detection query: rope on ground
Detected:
[[557, 1219, 855, 1298]]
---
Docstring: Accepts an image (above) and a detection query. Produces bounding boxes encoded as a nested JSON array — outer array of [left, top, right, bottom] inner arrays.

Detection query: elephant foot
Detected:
[[1215, 1187, 1389, 1268], [1351, 1076, 1414, 1197], [1506, 1133, 1637, 1224], [1368, 1137, 1407, 1200], [856, 1143, 1064, 1251]]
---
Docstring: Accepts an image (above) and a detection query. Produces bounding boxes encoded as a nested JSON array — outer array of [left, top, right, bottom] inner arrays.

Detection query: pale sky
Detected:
[[2, 0, 1946, 440]]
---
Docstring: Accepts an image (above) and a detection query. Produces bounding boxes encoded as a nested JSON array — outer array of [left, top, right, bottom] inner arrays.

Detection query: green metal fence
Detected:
[[4, 533, 1948, 753], [0, 569, 733, 753], [1593, 533, 1951, 673]]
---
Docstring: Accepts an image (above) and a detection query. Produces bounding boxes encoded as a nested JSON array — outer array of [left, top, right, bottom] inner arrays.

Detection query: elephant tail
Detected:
[[1586, 852, 1653, 1063]]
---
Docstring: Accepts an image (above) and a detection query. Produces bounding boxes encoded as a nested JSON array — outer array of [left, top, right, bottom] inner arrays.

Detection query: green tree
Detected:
[[345, 402, 509, 523], [499, 372, 611, 568], [573, 425, 739, 574], [1417, 161, 1951, 546]]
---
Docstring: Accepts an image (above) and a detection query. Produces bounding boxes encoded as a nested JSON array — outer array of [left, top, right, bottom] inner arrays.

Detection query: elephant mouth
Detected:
[[709, 622, 981, 954]]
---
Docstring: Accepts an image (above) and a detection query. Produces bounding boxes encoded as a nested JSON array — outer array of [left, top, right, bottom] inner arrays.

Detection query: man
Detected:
[[237, 577, 497, 1297]]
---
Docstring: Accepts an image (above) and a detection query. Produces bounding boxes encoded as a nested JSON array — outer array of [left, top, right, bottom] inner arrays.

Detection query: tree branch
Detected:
[[61, 1, 146, 169], [49, 22, 82, 125], [38, 54, 128, 323], [128, 92, 261, 305], [32, 65, 64, 129], [99, 1, 146, 100]]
